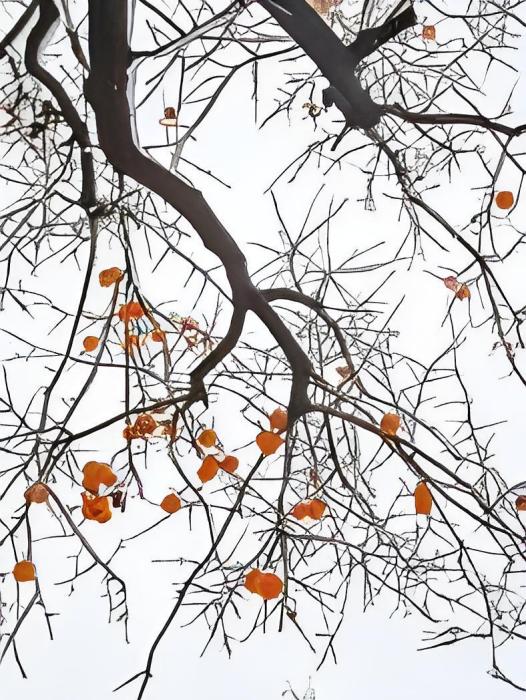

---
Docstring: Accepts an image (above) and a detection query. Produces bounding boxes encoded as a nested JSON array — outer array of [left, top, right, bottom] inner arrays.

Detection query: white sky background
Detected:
[[1, 0, 526, 698]]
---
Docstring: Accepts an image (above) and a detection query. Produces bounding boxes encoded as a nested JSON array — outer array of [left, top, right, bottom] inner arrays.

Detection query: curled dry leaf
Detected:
[[380, 413, 400, 437], [414, 481, 433, 515], [336, 365, 351, 379], [443, 276, 459, 291], [306, 0, 342, 14], [455, 283, 471, 300], [515, 495, 526, 511]]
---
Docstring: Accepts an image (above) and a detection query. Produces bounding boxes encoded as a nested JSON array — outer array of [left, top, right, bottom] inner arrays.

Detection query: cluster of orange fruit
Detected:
[[196, 429, 239, 482], [82, 267, 167, 355], [256, 407, 287, 456], [81, 459, 183, 523], [244, 569, 283, 600]]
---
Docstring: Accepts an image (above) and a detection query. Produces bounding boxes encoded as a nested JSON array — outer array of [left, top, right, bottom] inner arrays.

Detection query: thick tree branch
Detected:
[[0, 0, 38, 57], [384, 103, 526, 138], [25, 0, 96, 207], [258, 0, 382, 127], [85, 0, 313, 419]]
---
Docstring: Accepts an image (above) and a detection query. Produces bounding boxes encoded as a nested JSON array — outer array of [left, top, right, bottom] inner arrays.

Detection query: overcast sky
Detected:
[[1, 0, 525, 698]]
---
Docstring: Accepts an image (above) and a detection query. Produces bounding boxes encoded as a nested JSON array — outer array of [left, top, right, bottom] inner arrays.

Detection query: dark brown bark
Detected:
[[85, 0, 313, 419]]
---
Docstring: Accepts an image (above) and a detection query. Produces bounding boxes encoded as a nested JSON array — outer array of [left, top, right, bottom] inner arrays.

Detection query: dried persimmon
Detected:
[[160, 493, 181, 514], [414, 481, 432, 515], [13, 560, 36, 582], [256, 431, 284, 455], [269, 407, 288, 432], [198, 429, 217, 448], [198, 455, 219, 483], [380, 413, 400, 437], [99, 267, 123, 287]]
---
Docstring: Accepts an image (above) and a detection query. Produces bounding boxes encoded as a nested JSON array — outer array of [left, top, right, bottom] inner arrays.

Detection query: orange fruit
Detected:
[[123, 334, 140, 352], [99, 267, 123, 287], [134, 414, 157, 435], [291, 502, 310, 520], [83, 335, 99, 352], [118, 301, 144, 323], [515, 495, 526, 511], [198, 455, 219, 483], [380, 413, 400, 437], [244, 569, 283, 600], [422, 25, 436, 40], [269, 407, 288, 432], [455, 284, 471, 301], [198, 429, 217, 448], [220, 455, 239, 474], [13, 560, 36, 582], [258, 572, 283, 600], [24, 483, 48, 504], [82, 461, 117, 494], [81, 492, 112, 523], [244, 568, 262, 594], [256, 431, 284, 455], [151, 329, 165, 342], [414, 481, 432, 515], [495, 191, 514, 210], [123, 425, 139, 441], [160, 493, 181, 514], [308, 498, 326, 520]]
